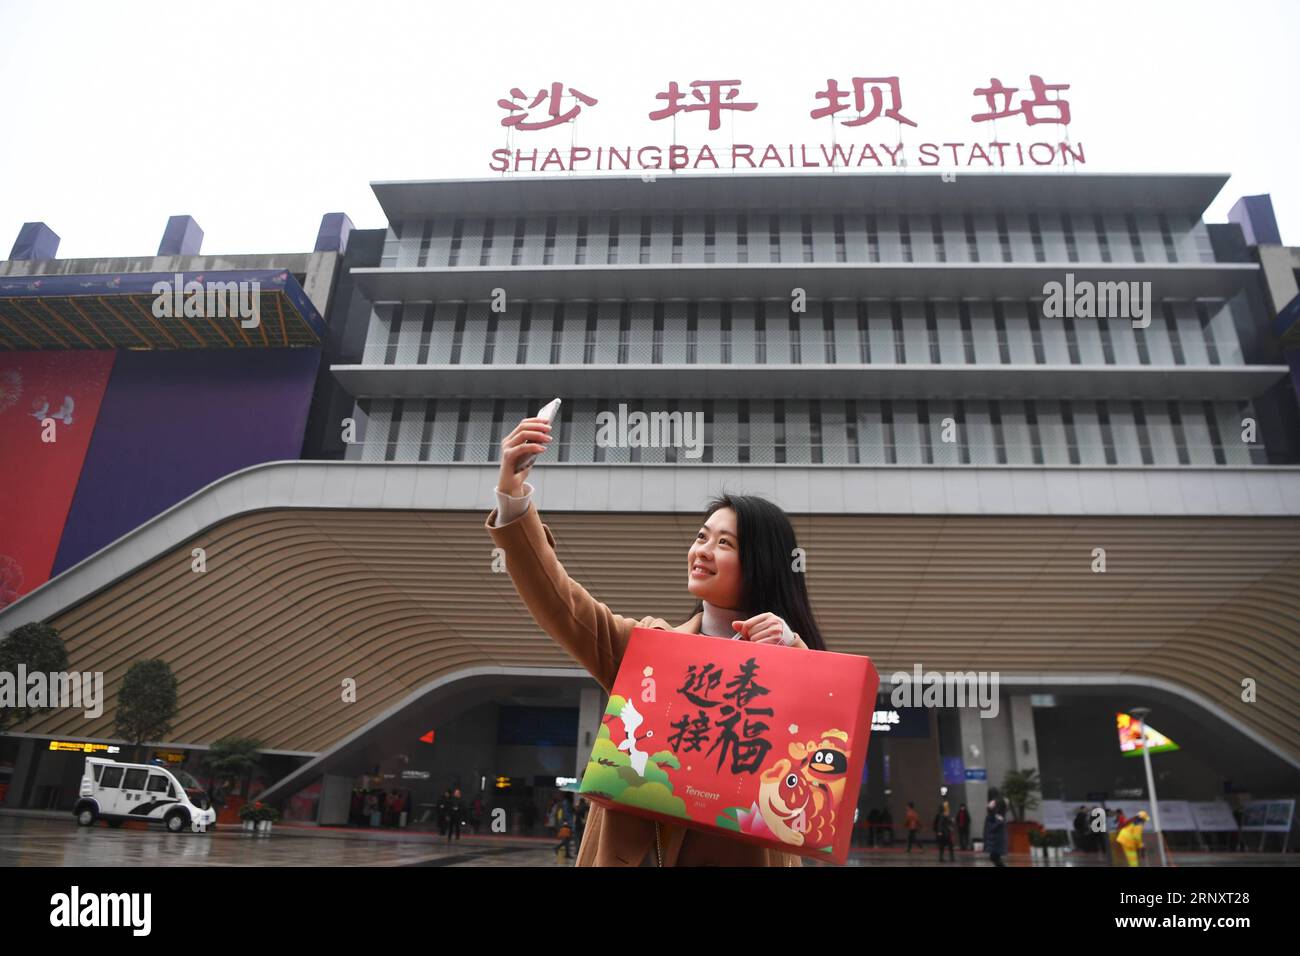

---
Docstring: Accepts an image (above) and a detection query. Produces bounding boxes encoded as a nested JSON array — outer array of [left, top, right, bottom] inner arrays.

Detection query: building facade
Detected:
[[2, 173, 1298, 836], [0, 212, 348, 807]]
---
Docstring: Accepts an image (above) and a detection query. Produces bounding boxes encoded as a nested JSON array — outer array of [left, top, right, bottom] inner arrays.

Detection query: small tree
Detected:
[[1002, 768, 1042, 822], [202, 736, 263, 804], [0, 622, 69, 733], [114, 659, 178, 762]]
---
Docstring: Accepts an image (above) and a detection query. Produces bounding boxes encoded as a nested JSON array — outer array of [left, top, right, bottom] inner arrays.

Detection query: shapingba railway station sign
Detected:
[[489, 75, 1086, 173]]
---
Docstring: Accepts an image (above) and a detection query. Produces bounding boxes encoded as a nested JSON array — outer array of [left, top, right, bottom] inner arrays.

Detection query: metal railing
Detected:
[[348, 436, 1260, 468], [357, 334, 1246, 368]]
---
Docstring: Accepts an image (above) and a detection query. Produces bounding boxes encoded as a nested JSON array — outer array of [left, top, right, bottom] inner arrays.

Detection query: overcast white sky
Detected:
[[1, 0, 1296, 258]]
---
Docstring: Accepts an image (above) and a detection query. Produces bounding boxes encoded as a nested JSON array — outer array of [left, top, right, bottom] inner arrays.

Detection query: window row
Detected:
[[349, 397, 1261, 467], [94, 764, 177, 796], [379, 210, 1214, 268], [361, 297, 1247, 367]]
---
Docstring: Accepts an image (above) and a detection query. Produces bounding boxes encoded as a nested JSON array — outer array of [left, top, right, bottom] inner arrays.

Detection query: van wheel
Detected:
[[76, 806, 98, 827], [165, 810, 188, 833]]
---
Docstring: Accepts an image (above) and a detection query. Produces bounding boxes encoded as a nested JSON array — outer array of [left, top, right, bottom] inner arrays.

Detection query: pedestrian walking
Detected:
[[904, 802, 921, 852], [934, 799, 956, 861], [1073, 805, 1090, 853], [984, 787, 1008, 867], [574, 796, 588, 842], [446, 788, 465, 844], [1116, 810, 1149, 867], [554, 794, 576, 863], [956, 803, 971, 850], [436, 789, 451, 836]]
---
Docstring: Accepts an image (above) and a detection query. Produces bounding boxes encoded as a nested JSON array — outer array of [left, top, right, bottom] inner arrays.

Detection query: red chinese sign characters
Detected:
[[497, 82, 598, 131], [497, 76, 1072, 129], [489, 74, 1083, 172], [647, 79, 758, 130], [971, 75, 1071, 125], [811, 77, 917, 127]]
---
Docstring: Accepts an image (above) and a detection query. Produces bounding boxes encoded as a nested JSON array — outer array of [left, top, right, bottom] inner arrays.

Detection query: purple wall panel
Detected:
[[52, 348, 320, 575]]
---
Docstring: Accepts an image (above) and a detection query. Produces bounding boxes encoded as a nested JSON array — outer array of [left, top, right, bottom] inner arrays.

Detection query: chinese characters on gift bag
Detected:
[[668, 657, 775, 774]]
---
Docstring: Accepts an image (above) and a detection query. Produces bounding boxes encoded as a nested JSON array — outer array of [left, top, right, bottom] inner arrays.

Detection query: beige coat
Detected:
[[486, 500, 804, 867]]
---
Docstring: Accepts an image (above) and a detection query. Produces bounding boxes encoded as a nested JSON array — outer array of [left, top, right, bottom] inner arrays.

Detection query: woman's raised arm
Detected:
[[486, 414, 640, 691]]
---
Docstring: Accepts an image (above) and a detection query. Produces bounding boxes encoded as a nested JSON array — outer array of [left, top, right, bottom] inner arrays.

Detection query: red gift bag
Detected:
[[579, 627, 879, 864]]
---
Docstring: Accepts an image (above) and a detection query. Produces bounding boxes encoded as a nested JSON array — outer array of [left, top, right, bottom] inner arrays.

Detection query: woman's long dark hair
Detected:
[[687, 492, 827, 651]]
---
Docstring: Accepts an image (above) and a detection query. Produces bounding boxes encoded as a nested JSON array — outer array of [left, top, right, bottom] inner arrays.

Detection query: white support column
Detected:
[[575, 686, 603, 781], [1010, 694, 1041, 773], [958, 705, 989, 836]]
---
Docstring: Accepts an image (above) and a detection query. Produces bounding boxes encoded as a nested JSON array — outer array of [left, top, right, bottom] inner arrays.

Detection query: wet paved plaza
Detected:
[[2, 812, 1293, 867]]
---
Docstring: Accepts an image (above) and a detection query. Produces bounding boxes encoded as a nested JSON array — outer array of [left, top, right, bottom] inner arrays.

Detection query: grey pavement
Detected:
[[1, 812, 1293, 867]]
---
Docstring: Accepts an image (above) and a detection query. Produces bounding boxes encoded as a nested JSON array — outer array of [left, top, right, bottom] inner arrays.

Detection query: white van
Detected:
[[74, 757, 217, 833]]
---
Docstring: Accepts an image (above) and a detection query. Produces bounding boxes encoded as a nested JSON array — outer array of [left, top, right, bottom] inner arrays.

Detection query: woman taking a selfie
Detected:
[[485, 411, 827, 867]]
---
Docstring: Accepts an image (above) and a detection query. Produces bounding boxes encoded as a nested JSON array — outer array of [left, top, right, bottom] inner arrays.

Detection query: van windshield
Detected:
[[169, 768, 201, 791]]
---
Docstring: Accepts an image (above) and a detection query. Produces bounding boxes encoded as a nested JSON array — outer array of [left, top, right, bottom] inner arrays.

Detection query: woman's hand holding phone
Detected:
[[497, 412, 554, 496]]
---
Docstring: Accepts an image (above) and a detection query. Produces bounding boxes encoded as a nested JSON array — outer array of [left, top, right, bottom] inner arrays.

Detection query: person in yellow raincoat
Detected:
[[1116, 810, 1149, 866]]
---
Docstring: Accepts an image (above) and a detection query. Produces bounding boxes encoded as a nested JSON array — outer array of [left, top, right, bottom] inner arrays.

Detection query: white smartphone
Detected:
[[513, 397, 562, 473]]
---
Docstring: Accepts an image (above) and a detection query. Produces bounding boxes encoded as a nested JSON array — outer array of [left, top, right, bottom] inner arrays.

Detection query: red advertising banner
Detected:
[[1116, 712, 1180, 757], [0, 350, 115, 607], [580, 627, 879, 864]]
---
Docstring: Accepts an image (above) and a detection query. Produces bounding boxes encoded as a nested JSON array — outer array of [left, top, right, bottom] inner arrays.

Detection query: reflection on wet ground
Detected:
[[2, 813, 1293, 867]]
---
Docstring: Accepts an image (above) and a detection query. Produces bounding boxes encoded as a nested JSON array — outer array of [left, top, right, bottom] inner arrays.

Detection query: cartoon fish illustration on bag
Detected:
[[735, 728, 851, 849]]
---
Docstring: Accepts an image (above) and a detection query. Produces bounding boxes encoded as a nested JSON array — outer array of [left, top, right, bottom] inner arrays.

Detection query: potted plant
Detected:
[[1027, 825, 1049, 860], [201, 737, 264, 826], [239, 801, 280, 833], [1001, 769, 1043, 855]]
